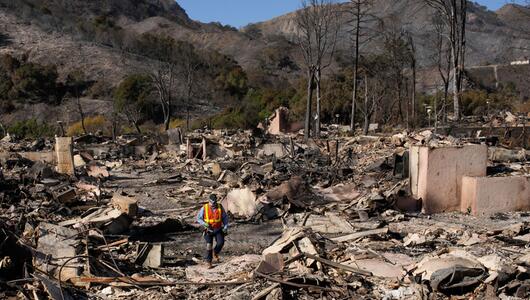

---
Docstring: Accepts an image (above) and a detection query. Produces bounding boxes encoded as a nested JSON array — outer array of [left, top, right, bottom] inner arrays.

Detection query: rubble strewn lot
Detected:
[[0, 124, 528, 299]]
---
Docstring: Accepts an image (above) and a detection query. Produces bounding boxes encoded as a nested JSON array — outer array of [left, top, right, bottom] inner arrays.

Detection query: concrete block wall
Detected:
[[410, 145, 488, 214], [461, 176, 530, 216]]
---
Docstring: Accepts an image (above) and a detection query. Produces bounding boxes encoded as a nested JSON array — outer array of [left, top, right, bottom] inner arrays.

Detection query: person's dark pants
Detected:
[[204, 230, 224, 262]]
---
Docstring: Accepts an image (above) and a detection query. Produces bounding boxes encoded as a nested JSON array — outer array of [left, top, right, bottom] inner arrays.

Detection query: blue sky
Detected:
[[176, 0, 526, 28]]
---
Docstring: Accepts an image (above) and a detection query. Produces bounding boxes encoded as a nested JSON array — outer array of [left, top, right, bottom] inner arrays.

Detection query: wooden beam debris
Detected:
[[331, 227, 388, 243], [254, 271, 339, 293], [74, 276, 250, 287], [303, 253, 372, 276], [251, 283, 281, 300]]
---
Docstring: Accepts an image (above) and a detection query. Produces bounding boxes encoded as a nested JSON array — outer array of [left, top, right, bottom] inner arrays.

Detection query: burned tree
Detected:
[[431, 14, 453, 127], [139, 34, 178, 131], [385, 32, 407, 123], [65, 70, 89, 135], [406, 32, 417, 127], [296, 0, 339, 139], [425, 0, 468, 121], [359, 72, 386, 135], [346, 0, 374, 133], [177, 42, 202, 131], [378, 19, 414, 125], [296, 4, 315, 140]]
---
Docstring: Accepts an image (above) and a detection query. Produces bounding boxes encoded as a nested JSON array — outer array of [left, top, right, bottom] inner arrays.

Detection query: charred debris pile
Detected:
[[0, 122, 528, 299]]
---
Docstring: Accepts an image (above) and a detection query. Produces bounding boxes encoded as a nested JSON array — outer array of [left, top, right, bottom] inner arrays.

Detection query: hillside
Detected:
[[0, 0, 297, 85], [1, 0, 528, 85], [0, 0, 528, 129], [251, 0, 530, 67], [0, 10, 149, 85], [0, 0, 263, 125], [496, 3, 530, 35]]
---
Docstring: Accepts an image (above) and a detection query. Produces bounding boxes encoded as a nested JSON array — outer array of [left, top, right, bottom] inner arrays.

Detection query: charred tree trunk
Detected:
[[426, 0, 467, 121], [76, 95, 87, 135], [296, 0, 339, 139], [362, 76, 370, 135], [351, 73, 358, 132], [410, 36, 417, 126], [164, 102, 171, 131], [304, 69, 315, 140], [186, 87, 192, 131], [443, 80, 449, 123], [350, 3, 361, 133], [451, 44, 460, 120], [397, 78, 404, 122], [111, 113, 118, 141], [315, 67, 322, 138], [133, 122, 142, 134]]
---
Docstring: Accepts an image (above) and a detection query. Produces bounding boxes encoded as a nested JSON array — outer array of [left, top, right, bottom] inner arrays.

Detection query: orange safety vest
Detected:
[[204, 203, 223, 229]]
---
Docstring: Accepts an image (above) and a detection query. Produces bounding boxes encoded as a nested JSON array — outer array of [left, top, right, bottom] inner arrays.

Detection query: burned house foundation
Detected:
[[0, 120, 528, 299]]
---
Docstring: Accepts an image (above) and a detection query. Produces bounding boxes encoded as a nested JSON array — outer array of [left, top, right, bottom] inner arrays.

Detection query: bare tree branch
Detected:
[[424, 0, 467, 120], [346, 0, 374, 133], [296, 0, 340, 139]]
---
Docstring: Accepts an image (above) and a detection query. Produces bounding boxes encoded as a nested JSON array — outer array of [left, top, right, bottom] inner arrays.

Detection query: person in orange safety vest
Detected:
[[197, 194, 228, 268]]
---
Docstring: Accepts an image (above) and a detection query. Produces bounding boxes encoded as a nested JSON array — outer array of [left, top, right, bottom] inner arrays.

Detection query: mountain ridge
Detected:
[[250, 1, 530, 67], [1, 0, 528, 84], [0, 0, 528, 125]]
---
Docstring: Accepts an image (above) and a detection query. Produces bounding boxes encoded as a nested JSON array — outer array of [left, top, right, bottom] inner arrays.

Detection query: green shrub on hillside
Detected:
[[94, 14, 117, 29], [211, 108, 247, 129], [206, 86, 300, 130], [8, 119, 55, 139], [215, 67, 248, 99], [114, 74, 153, 133], [0, 69, 12, 98], [461, 88, 516, 116], [0, 54, 17, 100], [0, 99, 15, 114], [9, 61, 59, 103], [0, 53, 20, 73], [114, 75, 152, 108], [88, 80, 112, 98], [169, 119, 186, 129], [66, 115, 110, 136]]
